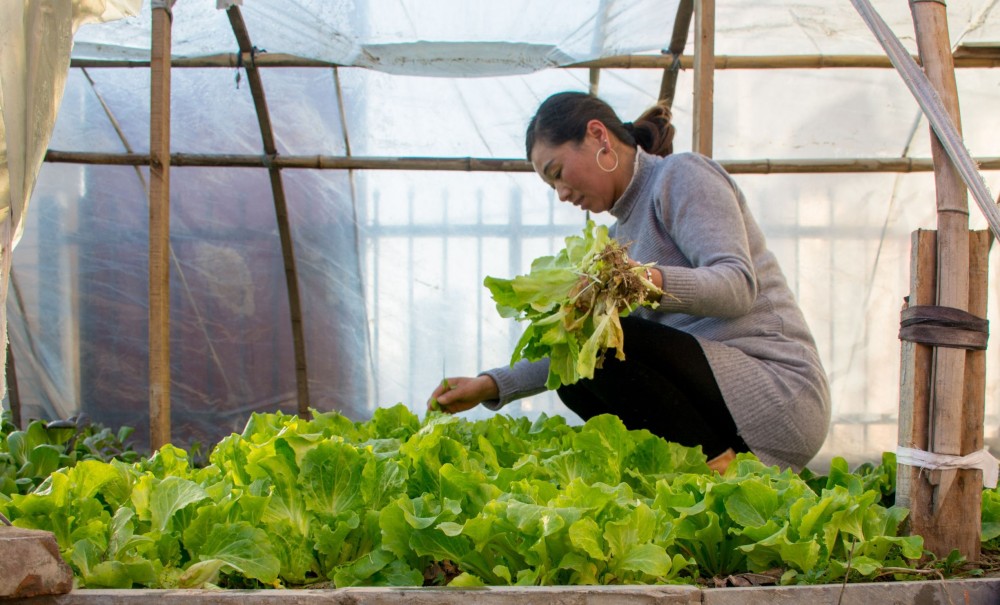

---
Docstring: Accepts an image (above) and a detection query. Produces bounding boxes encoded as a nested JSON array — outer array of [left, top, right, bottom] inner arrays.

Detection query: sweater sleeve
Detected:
[[654, 154, 758, 318], [479, 358, 550, 410]]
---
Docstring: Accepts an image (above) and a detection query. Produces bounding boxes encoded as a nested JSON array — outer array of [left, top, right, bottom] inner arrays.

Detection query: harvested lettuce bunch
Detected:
[[485, 220, 664, 390]]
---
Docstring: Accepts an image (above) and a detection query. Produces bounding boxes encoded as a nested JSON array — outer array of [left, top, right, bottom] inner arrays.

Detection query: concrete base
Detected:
[[0, 527, 74, 600], [5, 579, 1000, 605]]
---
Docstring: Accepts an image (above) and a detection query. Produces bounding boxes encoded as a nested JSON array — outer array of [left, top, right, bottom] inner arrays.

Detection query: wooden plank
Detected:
[[897, 230, 936, 516], [148, 5, 172, 450], [955, 230, 991, 557], [692, 0, 714, 156]]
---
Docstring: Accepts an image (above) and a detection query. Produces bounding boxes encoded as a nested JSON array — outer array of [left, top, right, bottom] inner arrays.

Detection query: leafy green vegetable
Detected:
[[0, 411, 141, 497], [0, 406, 944, 589], [983, 486, 1000, 549], [428, 378, 450, 412], [484, 220, 663, 389]]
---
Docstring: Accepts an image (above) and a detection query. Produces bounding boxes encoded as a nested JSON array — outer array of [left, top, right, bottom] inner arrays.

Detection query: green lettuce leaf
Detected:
[[484, 220, 663, 389]]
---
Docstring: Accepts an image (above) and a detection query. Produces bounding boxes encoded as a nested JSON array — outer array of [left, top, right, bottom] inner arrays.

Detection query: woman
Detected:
[[428, 91, 830, 471]]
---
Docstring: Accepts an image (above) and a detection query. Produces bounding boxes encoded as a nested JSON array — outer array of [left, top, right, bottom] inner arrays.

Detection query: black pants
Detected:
[[556, 316, 749, 459]]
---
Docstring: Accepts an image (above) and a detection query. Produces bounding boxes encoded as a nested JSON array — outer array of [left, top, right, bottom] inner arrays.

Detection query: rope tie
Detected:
[[897, 446, 999, 488], [249, 46, 264, 69], [660, 48, 684, 72], [898, 304, 989, 350]]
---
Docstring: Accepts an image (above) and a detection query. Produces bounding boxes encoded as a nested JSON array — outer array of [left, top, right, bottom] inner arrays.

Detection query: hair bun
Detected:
[[623, 121, 635, 133]]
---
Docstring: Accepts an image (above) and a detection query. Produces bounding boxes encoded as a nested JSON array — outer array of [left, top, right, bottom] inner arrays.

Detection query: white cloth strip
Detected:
[[849, 0, 1000, 241], [896, 446, 999, 489], [216, 0, 243, 8], [151, 0, 178, 10]]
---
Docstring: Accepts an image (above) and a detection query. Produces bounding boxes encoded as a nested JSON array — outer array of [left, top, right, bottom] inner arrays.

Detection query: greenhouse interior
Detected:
[[3, 0, 1000, 597]]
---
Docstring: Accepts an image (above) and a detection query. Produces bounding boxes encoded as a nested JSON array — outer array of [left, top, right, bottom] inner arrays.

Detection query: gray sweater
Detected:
[[483, 150, 831, 469]]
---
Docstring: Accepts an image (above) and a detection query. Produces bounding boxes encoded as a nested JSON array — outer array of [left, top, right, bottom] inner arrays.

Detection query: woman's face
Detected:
[[530, 121, 618, 214]]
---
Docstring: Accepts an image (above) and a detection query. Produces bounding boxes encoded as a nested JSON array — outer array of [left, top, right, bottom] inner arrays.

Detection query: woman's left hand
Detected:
[[629, 258, 662, 290], [428, 375, 498, 414]]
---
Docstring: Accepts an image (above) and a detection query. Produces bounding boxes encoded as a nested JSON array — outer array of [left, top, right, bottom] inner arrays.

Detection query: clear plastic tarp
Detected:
[[0, 0, 143, 427], [5, 0, 1000, 467]]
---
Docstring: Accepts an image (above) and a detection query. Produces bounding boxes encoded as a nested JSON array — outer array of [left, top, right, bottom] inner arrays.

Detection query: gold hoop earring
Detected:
[[596, 147, 619, 172]]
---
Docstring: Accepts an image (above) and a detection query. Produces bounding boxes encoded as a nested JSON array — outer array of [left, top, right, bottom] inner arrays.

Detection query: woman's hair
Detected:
[[525, 91, 675, 159]]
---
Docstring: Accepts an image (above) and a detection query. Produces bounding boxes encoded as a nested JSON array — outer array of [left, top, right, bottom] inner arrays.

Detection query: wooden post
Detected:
[[907, 0, 971, 540], [897, 231, 989, 559], [913, 0, 970, 492], [692, 0, 714, 156], [149, 3, 172, 450]]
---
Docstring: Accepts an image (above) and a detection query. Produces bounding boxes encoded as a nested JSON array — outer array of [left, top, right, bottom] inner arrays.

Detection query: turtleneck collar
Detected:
[[609, 148, 654, 222]]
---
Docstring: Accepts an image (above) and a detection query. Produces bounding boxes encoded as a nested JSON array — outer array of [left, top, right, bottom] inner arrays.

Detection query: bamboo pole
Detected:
[[43, 150, 1000, 174], [692, 0, 714, 156], [67, 52, 1000, 70], [226, 6, 311, 418], [149, 3, 172, 450], [659, 0, 694, 107], [907, 0, 974, 557]]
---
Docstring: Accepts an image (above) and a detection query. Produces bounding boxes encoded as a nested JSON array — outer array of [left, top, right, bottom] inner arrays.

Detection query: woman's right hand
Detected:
[[427, 375, 499, 414]]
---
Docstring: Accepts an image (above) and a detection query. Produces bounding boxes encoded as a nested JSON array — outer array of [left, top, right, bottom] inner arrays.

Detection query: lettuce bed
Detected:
[[0, 405, 995, 589]]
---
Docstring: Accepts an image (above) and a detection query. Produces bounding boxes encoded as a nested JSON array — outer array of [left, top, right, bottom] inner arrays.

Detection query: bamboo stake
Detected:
[[149, 3, 172, 450], [226, 6, 311, 418], [42, 150, 1000, 174], [692, 0, 715, 156], [910, 0, 972, 547], [659, 0, 694, 107]]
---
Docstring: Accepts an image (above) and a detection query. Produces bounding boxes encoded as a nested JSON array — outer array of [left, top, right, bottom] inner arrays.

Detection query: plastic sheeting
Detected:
[[0, 0, 141, 408], [68, 1, 1000, 66], [71, 0, 680, 75], [6, 0, 1000, 467]]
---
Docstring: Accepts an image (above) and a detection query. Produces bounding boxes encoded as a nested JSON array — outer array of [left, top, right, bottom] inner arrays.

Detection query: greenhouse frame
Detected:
[[3, 0, 1000, 598]]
